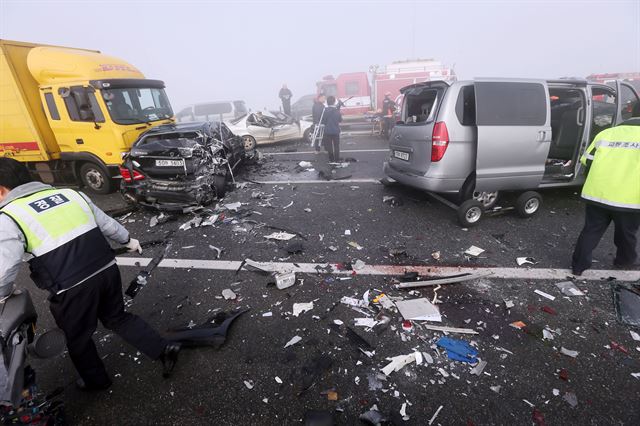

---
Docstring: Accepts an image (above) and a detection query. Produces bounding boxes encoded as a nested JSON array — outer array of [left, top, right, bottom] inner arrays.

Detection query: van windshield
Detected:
[[102, 87, 173, 124]]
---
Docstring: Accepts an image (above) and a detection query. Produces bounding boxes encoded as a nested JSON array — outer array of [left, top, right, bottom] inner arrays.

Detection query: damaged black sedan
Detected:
[[120, 121, 250, 210]]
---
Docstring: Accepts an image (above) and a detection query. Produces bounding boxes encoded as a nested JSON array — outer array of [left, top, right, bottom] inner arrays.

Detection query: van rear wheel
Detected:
[[515, 191, 542, 218], [79, 162, 112, 195], [458, 200, 484, 227]]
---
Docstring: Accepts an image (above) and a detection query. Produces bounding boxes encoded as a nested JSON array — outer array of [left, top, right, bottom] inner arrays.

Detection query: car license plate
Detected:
[[394, 150, 410, 161], [155, 159, 184, 167]]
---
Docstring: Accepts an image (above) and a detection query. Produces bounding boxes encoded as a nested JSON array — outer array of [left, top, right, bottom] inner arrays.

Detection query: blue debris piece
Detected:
[[436, 336, 479, 363]]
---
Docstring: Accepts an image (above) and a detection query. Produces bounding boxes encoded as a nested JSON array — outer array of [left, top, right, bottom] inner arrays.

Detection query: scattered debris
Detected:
[[510, 321, 527, 329], [464, 246, 485, 257], [422, 324, 479, 335], [382, 195, 403, 207], [396, 298, 442, 322], [359, 409, 387, 425], [348, 241, 364, 251], [612, 282, 640, 327], [431, 251, 441, 261], [243, 380, 254, 390], [292, 302, 314, 317], [208, 245, 223, 259], [555, 281, 585, 296], [560, 347, 579, 358], [272, 271, 296, 290], [397, 272, 490, 289], [284, 335, 302, 348], [224, 202, 242, 212], [630, 330, 640, 341], [470, 360, 488, 376], [264, 231, 297, 241], [534, 289, 556, 301], [428, 405, 443, 425], [563, 392, 578, 408], [381, 353, 418, 376], [516, 257, 536, 266], [222, 289, 237, 300], [354, 318, 377, 328], [436, 337, 479, 363]]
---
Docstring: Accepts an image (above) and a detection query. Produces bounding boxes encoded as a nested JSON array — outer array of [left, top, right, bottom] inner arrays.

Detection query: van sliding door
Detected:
[[474, 79, 551, 191]]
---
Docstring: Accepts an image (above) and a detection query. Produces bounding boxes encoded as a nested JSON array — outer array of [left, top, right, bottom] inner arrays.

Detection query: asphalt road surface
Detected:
[[16, 134, 640, 425]]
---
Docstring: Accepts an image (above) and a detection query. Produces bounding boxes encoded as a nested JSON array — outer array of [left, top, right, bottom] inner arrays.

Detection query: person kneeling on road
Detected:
[[571, 104, 640, 275], [0, 158, 180, 391]]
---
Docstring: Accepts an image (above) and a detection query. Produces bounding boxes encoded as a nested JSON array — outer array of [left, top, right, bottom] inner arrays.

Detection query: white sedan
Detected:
[[225, 111, 313, 150]]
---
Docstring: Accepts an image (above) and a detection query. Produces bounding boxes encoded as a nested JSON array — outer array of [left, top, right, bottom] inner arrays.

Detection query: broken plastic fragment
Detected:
[[436, 336, 479, 363], [560, 347, 579, 358], [243, 380, 254, 390], [464, 246, 485, 257], [274, 271, 296, 290], [353, 259, 365, 270], [516, 257, 536, 266], [534, 289, 556, 301], [275, 376, 283, 384], [563, 392, 578, 408], [542, 329, 554, 340], [431, 251, 441, 260], [381, 353, 417, 376], [555, 281, 585, 296], [510, 321, 527, 329], [224, 202, 242, 212], [354, 318, 377, 328], [349, 242, 364, 251], [428, 405, 443, 425], [292, 302, 314, 317], [264, 232, 296, 241], [631, 330, 640, 341], [284, 335, 302, 348], [470, 360, 488, 376], [396, 298, 442, 322], [222, 289, 236, 300]]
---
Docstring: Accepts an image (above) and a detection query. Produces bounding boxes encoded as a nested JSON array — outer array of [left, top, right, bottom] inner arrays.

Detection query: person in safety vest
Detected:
[[0, 158, 180, 390], [571, 104, 640, 275]]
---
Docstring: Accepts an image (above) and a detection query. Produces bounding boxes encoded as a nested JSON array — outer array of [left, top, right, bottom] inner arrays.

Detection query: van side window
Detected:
[[590, 87, 616, 139], [59, 86, 105, 123], [44, 93, 60, 120], [402, 88, 439, 124], [455, 86, 475, 126], [475, 82, 546, 126]]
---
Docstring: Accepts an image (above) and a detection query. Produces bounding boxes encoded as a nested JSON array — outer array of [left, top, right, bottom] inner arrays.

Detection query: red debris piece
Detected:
[[559, 369, 569, 381], [540, 306, 557, 315], [610, 341, 629, 354], [402, 320, 413, 331], [532, 408, 547, 426]]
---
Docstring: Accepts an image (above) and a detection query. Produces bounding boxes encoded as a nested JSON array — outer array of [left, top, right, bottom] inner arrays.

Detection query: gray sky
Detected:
[[2, 0, 639, 111]]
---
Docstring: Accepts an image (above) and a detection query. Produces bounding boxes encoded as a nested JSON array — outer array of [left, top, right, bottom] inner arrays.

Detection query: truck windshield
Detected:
[[102, 87, 173, 124]]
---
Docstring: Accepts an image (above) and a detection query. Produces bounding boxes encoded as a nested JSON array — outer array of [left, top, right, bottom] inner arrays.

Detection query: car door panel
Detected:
[[474, 79, 551, 191]]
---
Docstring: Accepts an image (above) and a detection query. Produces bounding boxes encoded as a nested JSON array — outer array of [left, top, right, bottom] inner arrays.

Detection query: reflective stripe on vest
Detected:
[[1, 189, 98, 256], [580, 124, 640, 211]]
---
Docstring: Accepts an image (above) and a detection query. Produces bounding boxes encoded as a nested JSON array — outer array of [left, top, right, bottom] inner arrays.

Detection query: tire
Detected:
[[515, 191, 542, 218], [213, 174, 227, 199], [472, 190, 500, 209], [242, 135, 257, 151], [458, 199, 484, 227], [79, 162, 112, 194]]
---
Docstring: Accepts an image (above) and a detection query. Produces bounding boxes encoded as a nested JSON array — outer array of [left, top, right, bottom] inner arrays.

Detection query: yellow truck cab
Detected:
[[0, 39, 174, 193]]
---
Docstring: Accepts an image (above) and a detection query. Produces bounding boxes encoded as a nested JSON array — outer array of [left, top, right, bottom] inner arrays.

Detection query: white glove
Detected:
[[126, 238, 142, 254]]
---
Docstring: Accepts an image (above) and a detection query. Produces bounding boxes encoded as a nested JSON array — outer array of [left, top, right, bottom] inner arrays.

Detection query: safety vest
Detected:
[[0, 188, 115, 293], [580, 123, 640, 211]]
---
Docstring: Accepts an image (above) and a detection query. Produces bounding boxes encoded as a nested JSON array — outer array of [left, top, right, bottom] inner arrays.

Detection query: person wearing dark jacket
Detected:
[[311, 94, 326, 152], [321, 96, 342, 162], [279, 84, 293, 116], [0, 158, 180, 391]]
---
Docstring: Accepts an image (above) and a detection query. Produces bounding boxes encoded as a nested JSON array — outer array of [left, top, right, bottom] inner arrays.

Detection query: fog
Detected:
[[2, 0, 639, 112]]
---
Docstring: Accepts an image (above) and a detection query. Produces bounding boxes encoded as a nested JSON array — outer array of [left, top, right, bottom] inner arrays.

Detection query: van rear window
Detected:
[[475, 82, 546, 126], [402, 88, 440, 124]]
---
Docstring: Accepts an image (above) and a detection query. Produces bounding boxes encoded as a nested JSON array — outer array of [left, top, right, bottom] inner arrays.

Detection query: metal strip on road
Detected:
[[115, 257, 640, 281], [242, 178, 381, 184], [266, 149, 388, 156]]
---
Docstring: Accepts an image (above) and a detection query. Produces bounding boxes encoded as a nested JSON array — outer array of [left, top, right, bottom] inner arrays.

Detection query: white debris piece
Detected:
[[560, 347, 579, 358], [376, 294, 395, 310], [632, 373, 640, 379], [555, 281, 585, 296], [333, 319, 344, 326], [516, 257, 536, 266], [284, 335, 302, 348], [422, 352, 434, 364], [354, 318, 377, 328], [396, 298, 442, 322], [399, 402, 408, 419], [243, 380, 254, 390], [431, 251, 441, 260], [428, 405, 443, 425], [490, 385, 501, 393], [542, 329, 555, 341], [344, 229, 351, 235], [414, 351, 423, 365], [353, 259, 366, 270], [534, 289, 556, 301], [552, 388, 560, 396], [422, 324, 478, 335], [208, 245, 222, 259], [282, 201, 293, 209], [381, 353, 417, 376], [470, 360, 488, 376], [340, 296, 368, 308], [264, 232, 296, 241], [298, 161, 313, 168], [262, 312, 273, 317], [224, 202, 242, 212], [630, 330, 640, 341], [464, 246, 485, 257], [275, 376, 283, 384], [292, 302, 314, 317], [222, 289, 236, 300]]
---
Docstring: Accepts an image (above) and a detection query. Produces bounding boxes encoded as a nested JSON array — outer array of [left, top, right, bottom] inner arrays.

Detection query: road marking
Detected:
[[241, 178, 381, 184], [266, 149, 388, 156], [116, 257, 640, 281]]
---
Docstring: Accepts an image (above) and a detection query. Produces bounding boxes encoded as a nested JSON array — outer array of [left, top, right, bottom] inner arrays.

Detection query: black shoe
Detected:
[[571, 268, 584, 276], [160, 343, 181, 378], [76, 378, 112, 392]]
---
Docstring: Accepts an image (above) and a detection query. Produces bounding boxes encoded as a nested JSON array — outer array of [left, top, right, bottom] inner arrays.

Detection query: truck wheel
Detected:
[[473, 191, 499, 209], [458, 199, 484, 227], [515, 191, 542, 218], [242, 135, 257, 151], [79, 162, 112, 194]]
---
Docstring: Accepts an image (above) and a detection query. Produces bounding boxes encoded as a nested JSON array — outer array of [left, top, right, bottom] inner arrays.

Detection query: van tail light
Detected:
[[119, 166, 145, 183], [431, 121, 450, 162]]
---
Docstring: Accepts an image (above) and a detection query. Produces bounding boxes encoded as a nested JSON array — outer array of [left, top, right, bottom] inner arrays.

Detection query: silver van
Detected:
[[176, 100, 249, 123], [383, 78, 640, 225]]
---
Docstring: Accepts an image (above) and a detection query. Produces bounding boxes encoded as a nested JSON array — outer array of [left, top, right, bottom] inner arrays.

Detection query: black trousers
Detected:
[[572, 204, 640, 273], [48, 264, 168, 387], [282, 100, 291, 116], [323, 134, 340, 162]]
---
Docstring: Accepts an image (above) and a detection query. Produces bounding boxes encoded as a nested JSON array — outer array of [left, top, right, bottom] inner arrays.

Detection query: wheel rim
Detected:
[[466, 206, 482, 223], [243, 136, 256, 151], [85, 169, 104, 190], [524, 198, 540, 214], [473, 191, 498, 207]]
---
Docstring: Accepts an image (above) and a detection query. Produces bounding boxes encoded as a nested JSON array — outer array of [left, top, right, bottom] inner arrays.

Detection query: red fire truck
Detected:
[[587, 72, 640, 91], [316, 59, 456, 121]]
